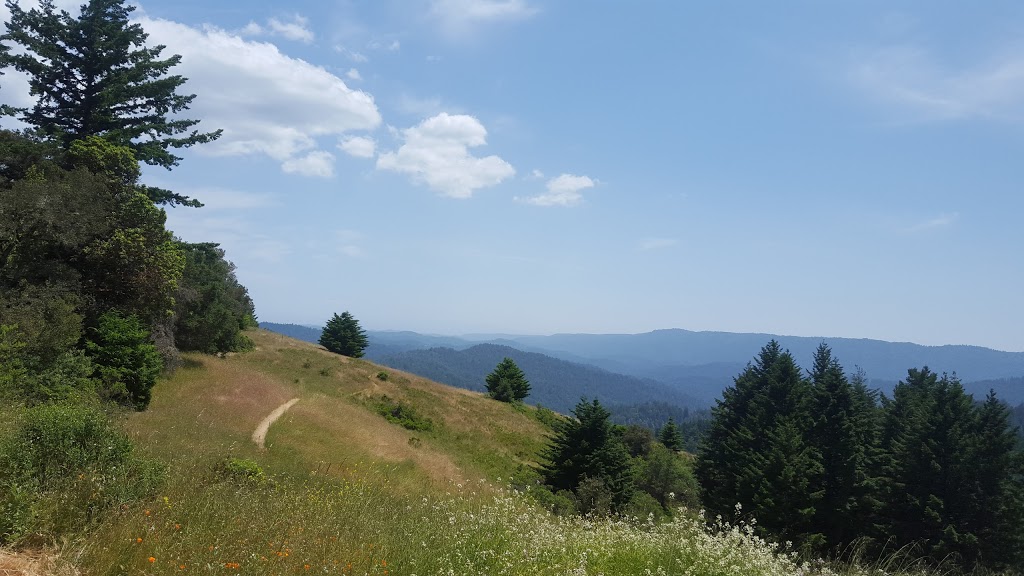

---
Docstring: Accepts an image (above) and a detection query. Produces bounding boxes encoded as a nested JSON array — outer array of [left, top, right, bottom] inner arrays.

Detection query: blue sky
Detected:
[[4, 1, 1024, 351]]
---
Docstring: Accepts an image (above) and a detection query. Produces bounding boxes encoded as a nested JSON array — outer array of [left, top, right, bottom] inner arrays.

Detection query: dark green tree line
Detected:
[[695, 341, 1024, 571]]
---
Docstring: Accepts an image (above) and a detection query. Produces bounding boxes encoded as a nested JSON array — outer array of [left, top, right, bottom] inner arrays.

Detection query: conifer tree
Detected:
[[807, 345, 880, 551], [319, 312, 368, 358], [695, 341, 821, 545], [541, 398, 634, 511], [878, 369, 987, 565], [657, 417, 684, 451], [484, 357, 530, 402], [0, 0, 221, 178]]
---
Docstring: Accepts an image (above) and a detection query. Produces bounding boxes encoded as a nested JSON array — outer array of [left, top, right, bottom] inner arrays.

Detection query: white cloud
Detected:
[[905, 212, 959, 233], [431, 0, 537, 32], [376, 113, 515, 198], [267, 15, 314, 43], [522, 173, 595, 207], [851, 43, 1024, 121], [240, 14, 313, 43], [529, 169, 545, 179], [338, 136, 376, 158], [281, 151, 336, 177], [639, 237, 678, 251], [138, 17, 381, 174], [346, 68, 362, 81]]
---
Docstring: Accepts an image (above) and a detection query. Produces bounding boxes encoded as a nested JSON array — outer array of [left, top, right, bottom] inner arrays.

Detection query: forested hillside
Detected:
[[377, 343, 700, 414]]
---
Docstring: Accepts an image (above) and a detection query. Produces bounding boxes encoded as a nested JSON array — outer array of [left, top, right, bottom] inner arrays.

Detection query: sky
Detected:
[[3, 1, 1024, 351]]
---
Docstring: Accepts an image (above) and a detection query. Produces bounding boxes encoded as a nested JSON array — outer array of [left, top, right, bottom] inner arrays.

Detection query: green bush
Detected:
[[0, 403, 163, 544], [85, 311, 162, 409], [373, 395, 434, 431], [376, 371, 390, 381], [215, 457, 268, 486]]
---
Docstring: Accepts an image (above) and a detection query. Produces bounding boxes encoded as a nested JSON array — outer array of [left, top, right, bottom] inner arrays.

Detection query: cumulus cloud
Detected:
[[376, 113, 515, 198], [522, 173, 595, 207], [346, 68, 362, 81], [138, 17, 381, 174], [850, 43, 1024, 121], [338, 136, 376, 158]]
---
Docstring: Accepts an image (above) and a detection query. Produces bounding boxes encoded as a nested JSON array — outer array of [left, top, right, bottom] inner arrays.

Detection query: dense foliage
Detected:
[[0, 0, 252, 548], [539, 398, 700, 516], [319, 311, 369, 358], [696, 340, 1024, 571], [485, 357, 531, 402]]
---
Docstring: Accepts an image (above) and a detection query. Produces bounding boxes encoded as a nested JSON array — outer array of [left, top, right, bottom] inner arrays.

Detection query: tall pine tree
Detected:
[[695, 341, 821, 546], [1, 0, 220, 180], [806, 345, 881, 552]]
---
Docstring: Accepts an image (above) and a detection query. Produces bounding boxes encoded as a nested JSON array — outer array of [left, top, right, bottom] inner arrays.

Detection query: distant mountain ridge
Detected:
[[259, 323, 1024, 405]]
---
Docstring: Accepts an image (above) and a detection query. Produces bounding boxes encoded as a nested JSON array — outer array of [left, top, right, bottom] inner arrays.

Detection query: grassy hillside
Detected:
[[10, 329, 1007, 575]]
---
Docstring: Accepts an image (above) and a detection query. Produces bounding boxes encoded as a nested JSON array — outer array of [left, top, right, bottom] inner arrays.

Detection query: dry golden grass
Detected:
[[122, 329, 550, 488], [0, 549, 76, 576]]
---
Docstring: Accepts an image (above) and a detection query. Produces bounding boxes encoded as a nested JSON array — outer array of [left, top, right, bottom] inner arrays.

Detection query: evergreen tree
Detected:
[[806, 345, 881, 551], [319, 312, 368, 358], [695, 340, 822, 545], [657, 417, 684, 451], [878, 368, 990, 565], [966, 392, 1024, 569], [484, 357, 530, 402], [541, 398, 634, 512], [0, 0, 221, 181]]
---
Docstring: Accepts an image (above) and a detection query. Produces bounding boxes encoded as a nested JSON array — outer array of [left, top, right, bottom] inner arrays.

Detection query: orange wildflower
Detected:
[[148, 557, 156, 563], [136, 537, 143, 544]]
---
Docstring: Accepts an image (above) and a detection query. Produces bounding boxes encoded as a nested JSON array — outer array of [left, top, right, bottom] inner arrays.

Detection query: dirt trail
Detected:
[[252, 398, 299, 449]]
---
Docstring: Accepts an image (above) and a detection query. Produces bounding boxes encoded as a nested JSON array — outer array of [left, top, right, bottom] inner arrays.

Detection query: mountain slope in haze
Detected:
[[261, 323, 1024, 404], [505, 329, 1024, 383], [377, 344, 702, 414]]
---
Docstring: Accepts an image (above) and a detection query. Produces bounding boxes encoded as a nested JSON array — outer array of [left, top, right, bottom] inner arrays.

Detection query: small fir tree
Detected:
[[485, 357, 530, 402], [318, 312, 368, 358], [658, 417, 684, 451], [541, 398, 635, 512]]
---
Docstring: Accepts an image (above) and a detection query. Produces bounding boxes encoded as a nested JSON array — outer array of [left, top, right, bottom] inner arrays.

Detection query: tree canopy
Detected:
[[0, 0, 220, 188], [485, 357, 530, 402], [319, 312, 368, 358]]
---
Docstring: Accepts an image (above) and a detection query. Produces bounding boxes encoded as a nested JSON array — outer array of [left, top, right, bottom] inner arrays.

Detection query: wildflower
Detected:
[[175, 524, 181, 530], [148, 557, 156, 563], [304, 564, 310, 570], [145, 509, 151, 516], [135, 537, 143, 543]]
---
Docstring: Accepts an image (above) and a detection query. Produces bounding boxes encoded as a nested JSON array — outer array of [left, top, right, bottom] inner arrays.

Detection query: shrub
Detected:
[[0, 403, 163, 544], [373, 395, 434, 431], [85, 311, 162, 410], [215, 457, 268, 486], [376, 371, 390, 381]]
